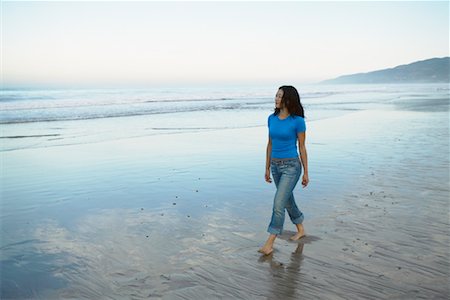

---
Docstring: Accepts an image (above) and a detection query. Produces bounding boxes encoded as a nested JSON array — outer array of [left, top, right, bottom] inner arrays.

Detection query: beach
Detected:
[[1, 85, 449, 299]]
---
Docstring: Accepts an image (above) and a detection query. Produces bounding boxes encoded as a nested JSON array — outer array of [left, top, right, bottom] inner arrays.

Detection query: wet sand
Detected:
[[1, 97, 449, 299]]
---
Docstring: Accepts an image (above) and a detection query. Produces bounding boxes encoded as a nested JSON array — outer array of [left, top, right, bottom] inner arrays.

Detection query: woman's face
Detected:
[[275, 89, 284, 109]]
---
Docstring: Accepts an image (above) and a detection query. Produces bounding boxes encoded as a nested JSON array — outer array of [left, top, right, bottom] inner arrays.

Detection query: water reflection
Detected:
[[259, 242, 305, 300], [1, 207, 273, 298]]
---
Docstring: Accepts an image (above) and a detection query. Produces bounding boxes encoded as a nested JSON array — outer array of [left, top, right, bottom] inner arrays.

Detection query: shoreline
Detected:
[[1, 104, 449, 299]]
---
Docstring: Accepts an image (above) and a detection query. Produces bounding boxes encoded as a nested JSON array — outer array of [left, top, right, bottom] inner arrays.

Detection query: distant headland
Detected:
[[320, 57, 449, 84]]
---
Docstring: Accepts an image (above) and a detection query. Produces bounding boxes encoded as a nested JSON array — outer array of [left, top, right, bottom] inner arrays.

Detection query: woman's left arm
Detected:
[[297, 132, 309, 188]]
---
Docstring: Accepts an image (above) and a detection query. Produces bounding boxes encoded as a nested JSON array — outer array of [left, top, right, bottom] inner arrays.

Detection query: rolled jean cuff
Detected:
[[267, 226, 282, 235], [292, 214, 304, 225]]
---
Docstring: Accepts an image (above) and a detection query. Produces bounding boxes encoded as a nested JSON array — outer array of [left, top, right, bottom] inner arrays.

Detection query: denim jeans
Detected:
[[267, 157, 304, 235]]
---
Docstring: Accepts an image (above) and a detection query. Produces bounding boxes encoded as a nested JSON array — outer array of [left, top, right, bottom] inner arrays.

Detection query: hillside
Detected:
[[321, 57, 449, 84]]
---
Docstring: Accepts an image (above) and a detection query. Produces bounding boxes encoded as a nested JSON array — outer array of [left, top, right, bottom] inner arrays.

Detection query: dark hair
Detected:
[[274, 85, 305, 118]]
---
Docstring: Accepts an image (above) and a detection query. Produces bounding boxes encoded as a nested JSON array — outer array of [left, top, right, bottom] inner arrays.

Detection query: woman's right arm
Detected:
[[265, 137, 272, 183]]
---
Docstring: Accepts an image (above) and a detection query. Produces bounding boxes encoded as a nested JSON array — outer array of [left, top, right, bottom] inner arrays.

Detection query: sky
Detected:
[[2, 1, 449, 88]]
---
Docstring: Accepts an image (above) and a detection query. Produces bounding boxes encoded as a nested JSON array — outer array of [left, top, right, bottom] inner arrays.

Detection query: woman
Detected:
[[259, 85, 309, 256]]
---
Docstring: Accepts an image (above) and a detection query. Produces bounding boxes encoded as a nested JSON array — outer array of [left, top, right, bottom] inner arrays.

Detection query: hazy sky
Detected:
[[2, 1, 449, 88]]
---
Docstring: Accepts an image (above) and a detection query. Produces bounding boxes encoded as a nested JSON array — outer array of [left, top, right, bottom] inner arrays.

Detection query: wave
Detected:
[[2, 84, 447, 124], [0, 96, 263, 109], [0, 104, 270, 124], [0, 134, 61, 139]]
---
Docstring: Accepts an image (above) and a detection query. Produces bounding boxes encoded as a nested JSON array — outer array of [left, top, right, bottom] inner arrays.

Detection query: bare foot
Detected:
[[258, 245, 273, 255], [290, 224, 305, 241], [259, 234, 276, 255], [290, 232, 305, 241]]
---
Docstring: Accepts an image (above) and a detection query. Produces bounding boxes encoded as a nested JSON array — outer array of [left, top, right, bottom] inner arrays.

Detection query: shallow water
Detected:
[[1, 84, 449, 299], [2, 83, 447, 152]]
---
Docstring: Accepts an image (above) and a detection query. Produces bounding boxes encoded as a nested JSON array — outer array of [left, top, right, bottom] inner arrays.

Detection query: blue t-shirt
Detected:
[[268, 113, 306, 159]]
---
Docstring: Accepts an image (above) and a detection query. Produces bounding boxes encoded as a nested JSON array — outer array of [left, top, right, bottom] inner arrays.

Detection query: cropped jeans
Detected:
[[267, 157, 304, 235]]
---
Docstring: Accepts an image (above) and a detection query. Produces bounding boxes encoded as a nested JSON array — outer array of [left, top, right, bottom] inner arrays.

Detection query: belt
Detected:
[[271, 157, 299, 161]]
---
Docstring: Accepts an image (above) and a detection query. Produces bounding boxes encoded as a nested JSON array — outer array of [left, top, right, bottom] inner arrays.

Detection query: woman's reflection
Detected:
[[259, 242, 305, 299]]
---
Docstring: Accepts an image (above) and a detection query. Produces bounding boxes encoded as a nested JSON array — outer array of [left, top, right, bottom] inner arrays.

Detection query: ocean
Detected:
[[2, 83, 447, 152], [1, 83, 449, 299]]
